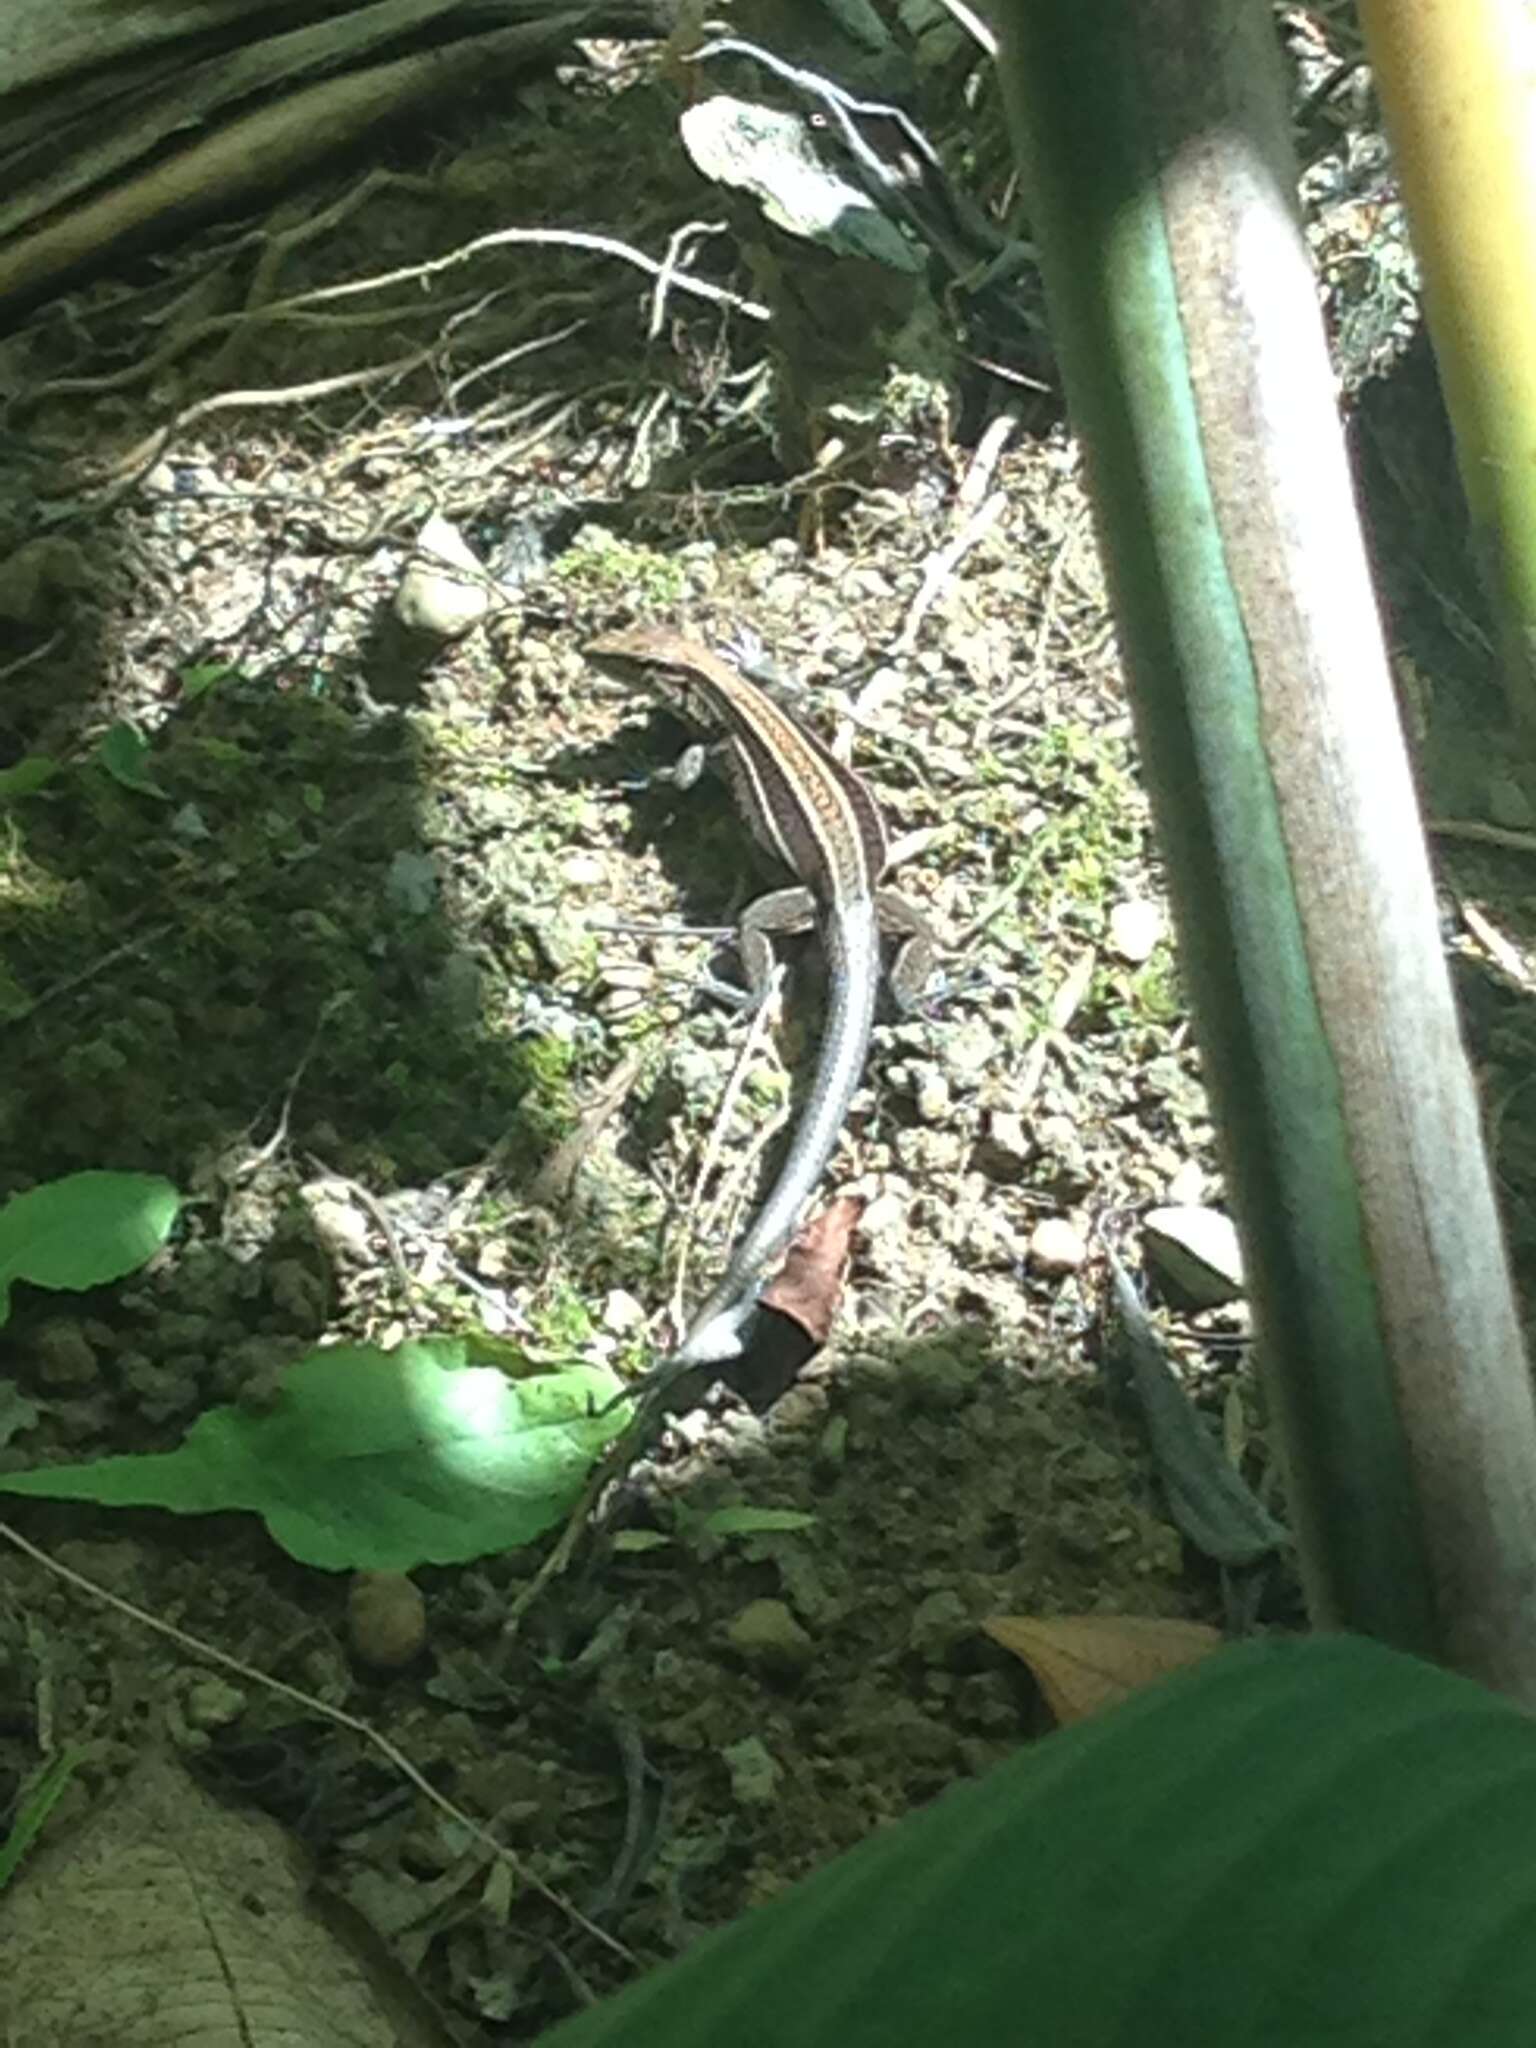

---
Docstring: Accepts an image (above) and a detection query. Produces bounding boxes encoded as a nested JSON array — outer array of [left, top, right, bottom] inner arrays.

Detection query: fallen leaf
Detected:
[[0, 1755, 449, 2045], [984, 1614, 1222, 1723], [97, 722, 170, 800], [0, 1339, 626, 1570], [0, 1173, 181, 1325], [759, 1196, 863, 1347]]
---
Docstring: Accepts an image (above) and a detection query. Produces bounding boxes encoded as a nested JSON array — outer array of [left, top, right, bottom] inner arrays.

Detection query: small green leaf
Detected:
[[97, 723, 170, 799], [0, 1383, 41, 1448], [0, 1339, 627, 1570], [0, 1172, 182, 1325], [694, 1506, 818, 1539], [178, 661, 237, 700], [0, 1749, 80, 1893], [0, 756, 60, 801]]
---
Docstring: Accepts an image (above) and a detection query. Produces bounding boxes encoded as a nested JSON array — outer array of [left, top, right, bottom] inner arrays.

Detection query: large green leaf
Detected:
[[538, 1635, 1536, 2046], [0, 1340, 625, 1570], [0, 1173, 182, 1324]]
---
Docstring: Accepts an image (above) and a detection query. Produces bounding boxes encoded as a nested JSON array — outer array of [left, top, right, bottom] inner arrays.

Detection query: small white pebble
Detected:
[[1028, 1216, 1089, 1275], [912, 1066, 952, 1122], [1108, 898, 1165, 964], [562, 853, 607, 887], [986, 1109, 1031, 1169], [1165, 1158, 1207, 1207], [602, 1289, 648, 1333]]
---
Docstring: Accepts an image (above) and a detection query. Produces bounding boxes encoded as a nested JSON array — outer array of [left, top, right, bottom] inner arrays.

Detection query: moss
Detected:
[[549, 526, 688, 608]]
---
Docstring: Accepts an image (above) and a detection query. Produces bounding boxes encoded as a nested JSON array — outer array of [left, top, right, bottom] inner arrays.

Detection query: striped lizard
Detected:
[[588, 626, 938, 1394]]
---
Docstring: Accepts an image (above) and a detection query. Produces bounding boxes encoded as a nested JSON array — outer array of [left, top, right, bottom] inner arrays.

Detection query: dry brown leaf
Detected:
[[0, 1752, 449, 2046], [759, 1194, 863, 1348], [984, 1613, 1222, 1723]]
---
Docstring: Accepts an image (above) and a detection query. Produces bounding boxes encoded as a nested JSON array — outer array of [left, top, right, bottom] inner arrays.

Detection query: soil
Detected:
[[1, 19, 1533, 2045]]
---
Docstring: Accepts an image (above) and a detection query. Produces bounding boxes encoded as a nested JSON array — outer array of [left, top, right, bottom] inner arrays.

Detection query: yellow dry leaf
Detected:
[[984, 1613, 1222, 1723]]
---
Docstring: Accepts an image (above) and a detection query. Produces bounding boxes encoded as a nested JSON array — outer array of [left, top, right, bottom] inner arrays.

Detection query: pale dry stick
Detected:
[[445, 316, 590, 407], [16, 298, 458, 419], [446, 394, 595, 508], [304, 1158, 414, 1296], [1014, 946, 1097, 1107], [2, 924, 173, 1030], [528, 1047, 651, 1210], [625, 387, 672, 490], [953, 408, 1020, 524], [892, 488, 1008, 656], [0, 1519, 631, 1961], [669, 960, 789, 1332], [69, 349, 437, 515], [12, 171, 438, 412], [931, 0, 998, 54], [987, 505, 1091, 718], [224, 998, 341, 1184], [209, 172, 442, 374], [963, 350, 1055, 395], [505, 976, 791, 1631], [0, 628, 64, 682], [282, 225, 770, 324], [1458, 900, 1531, 987], [33, 1635, 55, 1754], [648, 221, 735, 338], [1429, 817, 1536, 855], [467, 388, 586, 446], [301, 390, 580, 520], [503, 1404, 656, 1637]]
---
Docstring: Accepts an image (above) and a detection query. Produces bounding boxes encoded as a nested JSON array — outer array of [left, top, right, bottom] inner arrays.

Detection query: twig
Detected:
[[502, 1402, 662, 1635], [0, 1520, 630, 1960], [930, 0, 997, 55], [673, 962, 788, 1327], [962, 350, 1055, 394], [649, 221, 735, 339], [892, 488, 1007, 655], [281, 224, 769, 323], [304, 1158, 414, 1295], [0, 628, 65, 681], [529, 1048, 649, 1210], [445, 316, 589, 406], [1, 923, 172, 1029], [504, 976, 791, 1631], [1430, 817, 1536, 855], [988, 503, 1091, 717], [67, 349, 437, 513], [227, 999, 342, 1182], [953, 408, 1019, 524]]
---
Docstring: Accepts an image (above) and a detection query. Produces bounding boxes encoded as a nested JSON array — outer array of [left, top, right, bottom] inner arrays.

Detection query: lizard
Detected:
[[586, 624, 939, 1395]]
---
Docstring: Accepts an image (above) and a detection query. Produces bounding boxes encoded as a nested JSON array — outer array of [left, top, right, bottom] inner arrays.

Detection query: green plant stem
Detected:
[[1358, 0, 1536, 732], [996, 0, 1536, 1695]]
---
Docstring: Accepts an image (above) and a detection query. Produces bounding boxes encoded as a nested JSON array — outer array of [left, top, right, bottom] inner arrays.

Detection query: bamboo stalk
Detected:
[[1358, 0, 1536, 731], [997, 0, 1536, 1697]]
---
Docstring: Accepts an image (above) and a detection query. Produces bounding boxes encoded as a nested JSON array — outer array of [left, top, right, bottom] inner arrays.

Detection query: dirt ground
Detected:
[[2, 22, 1535, 2045]]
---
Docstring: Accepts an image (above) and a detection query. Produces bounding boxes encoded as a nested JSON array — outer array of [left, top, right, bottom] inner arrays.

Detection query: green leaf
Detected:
[[178, 661, 238, 700], [692, 1506, 818, 1539], [97, 723, 169, 799], [0, 1172, 182, 1325], [0, 1340, 627, 1570], [0, 756, 60, 802], [534, 1635, 1536, 2047], [0, 1750, 80, 1893], [0, 1383, 41, 1448]]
